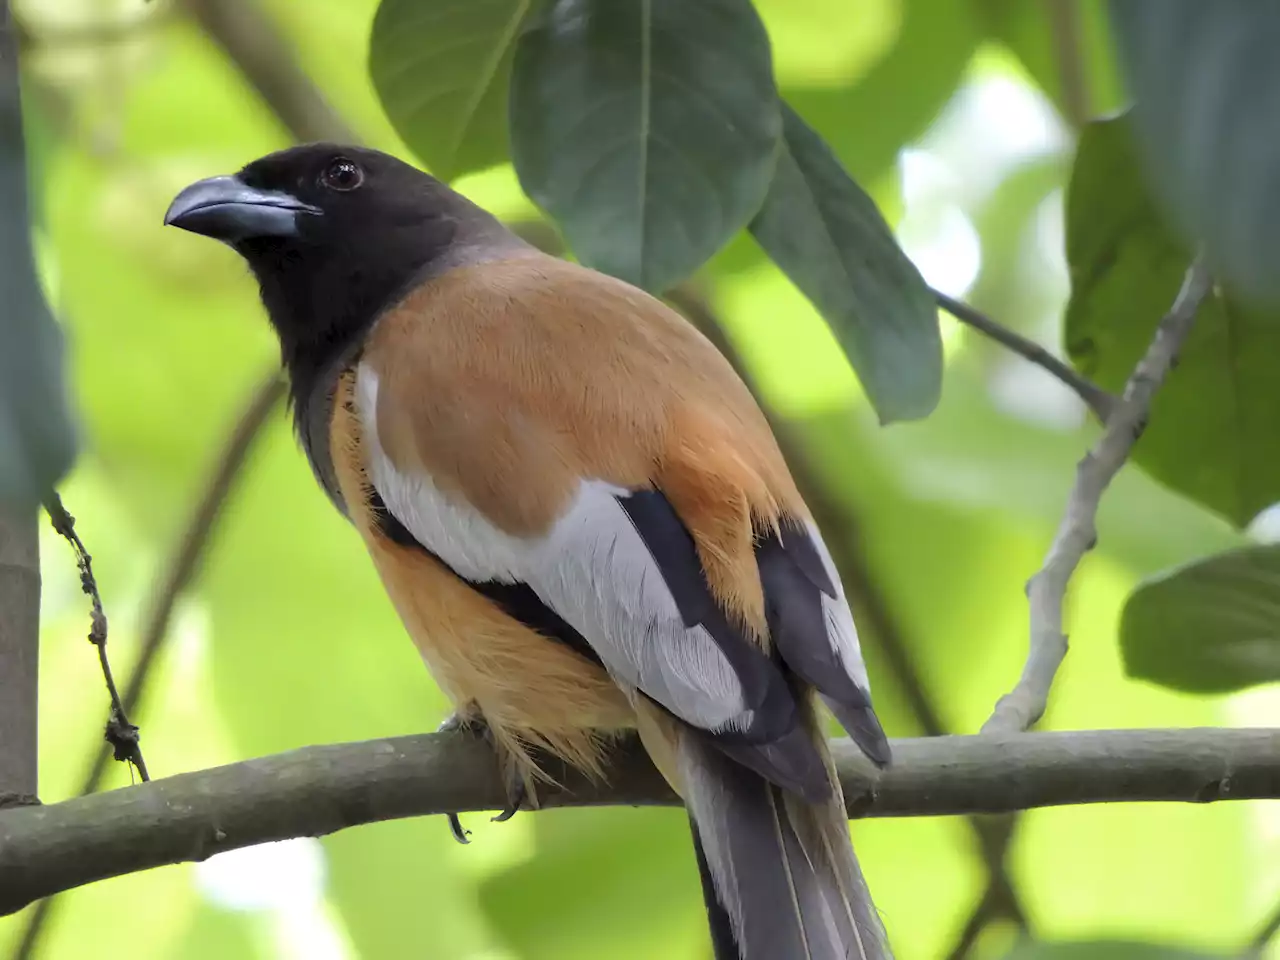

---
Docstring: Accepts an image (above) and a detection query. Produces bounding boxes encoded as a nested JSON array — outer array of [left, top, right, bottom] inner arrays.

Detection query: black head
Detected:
[[164, 143, 525, 390]]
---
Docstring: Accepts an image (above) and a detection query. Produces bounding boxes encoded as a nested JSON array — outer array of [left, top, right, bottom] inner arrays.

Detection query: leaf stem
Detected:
[[933, 288, 1118, 422]]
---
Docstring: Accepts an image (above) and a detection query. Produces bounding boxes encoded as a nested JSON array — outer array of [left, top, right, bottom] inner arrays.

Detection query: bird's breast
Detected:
[[325, 368, 633, 782]]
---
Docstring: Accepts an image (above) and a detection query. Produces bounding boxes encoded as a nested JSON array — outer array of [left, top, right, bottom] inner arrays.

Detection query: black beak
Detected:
[[164, 175, 321, 242]]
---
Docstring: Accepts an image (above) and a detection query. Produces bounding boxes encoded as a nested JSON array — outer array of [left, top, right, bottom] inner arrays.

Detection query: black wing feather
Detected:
[[618, 490, 830, 802], [756, 521, 890, 766]]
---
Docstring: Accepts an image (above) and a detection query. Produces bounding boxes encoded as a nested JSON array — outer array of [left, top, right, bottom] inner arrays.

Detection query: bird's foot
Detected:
[[437, 709, 529, 843]]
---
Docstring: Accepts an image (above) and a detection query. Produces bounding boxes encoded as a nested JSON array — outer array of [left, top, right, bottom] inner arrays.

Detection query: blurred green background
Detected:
[[5, 0, 1278, 958]]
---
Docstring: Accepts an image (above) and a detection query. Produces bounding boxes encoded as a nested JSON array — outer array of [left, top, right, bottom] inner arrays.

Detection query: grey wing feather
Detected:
[[757, 520, 890, 766]]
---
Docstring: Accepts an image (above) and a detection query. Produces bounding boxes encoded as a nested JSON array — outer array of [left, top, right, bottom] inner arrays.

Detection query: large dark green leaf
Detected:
[[368, 0, 534, 180], [1109, 1, 1280, 302], [1122, 544, 1280, 694], [749, 104, 941, 424], [1004, 942, 1221, 960], [1065, 115, 1280, 528], [509, 0, 780, 292], [0, 62, 75, 506]]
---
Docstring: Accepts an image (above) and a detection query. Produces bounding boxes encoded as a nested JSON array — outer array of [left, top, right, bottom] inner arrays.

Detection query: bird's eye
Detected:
[[321, 158, 364, 192]]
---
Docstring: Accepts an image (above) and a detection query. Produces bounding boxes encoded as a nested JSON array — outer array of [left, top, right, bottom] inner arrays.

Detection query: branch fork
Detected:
[[983, 257, 1213, 735]]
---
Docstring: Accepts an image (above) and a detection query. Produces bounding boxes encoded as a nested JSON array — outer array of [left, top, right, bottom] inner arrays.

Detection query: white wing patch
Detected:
[[356, 363, 752, 733]]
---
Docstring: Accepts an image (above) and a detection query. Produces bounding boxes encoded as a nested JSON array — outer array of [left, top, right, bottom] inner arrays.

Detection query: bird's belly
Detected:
[[363, 529, 634, 739]]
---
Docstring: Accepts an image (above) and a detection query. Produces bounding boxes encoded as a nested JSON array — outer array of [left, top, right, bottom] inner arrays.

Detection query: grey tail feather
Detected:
[[680, 733, 892, 960]]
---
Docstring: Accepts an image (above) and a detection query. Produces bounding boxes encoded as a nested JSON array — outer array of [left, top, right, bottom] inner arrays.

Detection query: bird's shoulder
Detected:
[[356, 253, 804, 536]]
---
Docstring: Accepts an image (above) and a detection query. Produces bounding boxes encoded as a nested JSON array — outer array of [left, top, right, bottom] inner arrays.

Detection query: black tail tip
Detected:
[[862, 737, 892, 768], [823, 694, 892, 767]]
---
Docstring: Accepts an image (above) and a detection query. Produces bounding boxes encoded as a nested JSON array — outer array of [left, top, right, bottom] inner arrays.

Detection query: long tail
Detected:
[[678, 732, 891, 960]]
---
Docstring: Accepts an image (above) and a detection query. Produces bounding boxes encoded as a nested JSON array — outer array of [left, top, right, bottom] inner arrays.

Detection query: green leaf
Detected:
[[1109, 0, 1280, 302], [368, 0, 533, 180], [1121, 544, 1280, 694], [749, 104, 941, 424], [786, 0, 981, 187], [0, 72, 76, 507], [509, 0, 781, 292], [1065, 115, 1280, 528], [1003, 940, 1222, 960]]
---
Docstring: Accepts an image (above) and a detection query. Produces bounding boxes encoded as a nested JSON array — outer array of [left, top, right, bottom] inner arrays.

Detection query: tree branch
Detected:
[[983, 257, 1213, 735], [934, 289, 1117, 423], [0, 0, 53, 814], [0, 508, 40, 809], [0, 727, 1274, 918], [944, 815, 1024, 960], [184, 0, 358, 144]]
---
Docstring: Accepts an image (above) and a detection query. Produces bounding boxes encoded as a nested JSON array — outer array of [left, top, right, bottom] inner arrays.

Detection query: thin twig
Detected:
[[944, 816, 1023, 960], [934, 288, 1117, 422], [184, 0, 358, 144], [946, 884, 997, 960], [983, 258, 1213, 735], [12, 372, 284, 960], [41, 494, 147, 783], [83, 371, 285, 791], [1, 727, 1277, 918]]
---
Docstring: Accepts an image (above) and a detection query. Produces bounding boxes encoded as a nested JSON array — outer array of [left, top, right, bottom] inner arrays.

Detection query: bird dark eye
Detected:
[[321, 158, 363, 192]]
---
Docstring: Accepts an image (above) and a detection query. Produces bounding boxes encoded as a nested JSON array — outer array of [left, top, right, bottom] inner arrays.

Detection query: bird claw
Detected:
[[492, 774, 527, 823], [437, 708, 527, 841], [447, 812, 472, 844], [438, 710, 483, 737]]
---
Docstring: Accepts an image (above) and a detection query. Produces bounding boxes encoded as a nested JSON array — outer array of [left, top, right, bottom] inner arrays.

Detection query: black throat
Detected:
[[236, 211, 461, 516]]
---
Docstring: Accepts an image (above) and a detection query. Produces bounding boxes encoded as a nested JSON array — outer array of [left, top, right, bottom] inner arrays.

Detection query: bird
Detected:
[[165, 143, 894, 960]]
